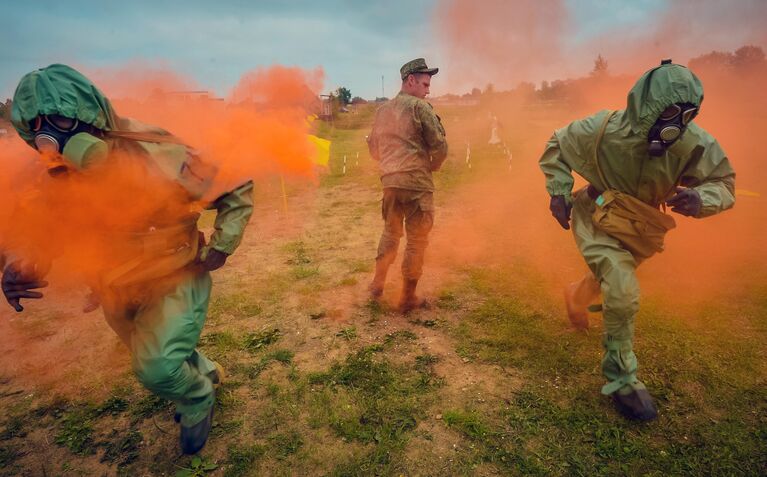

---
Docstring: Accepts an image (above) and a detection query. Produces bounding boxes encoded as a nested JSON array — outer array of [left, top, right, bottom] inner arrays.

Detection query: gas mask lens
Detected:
[[46, 114, 78, 132], [681, 107, 697, 125], [659, 104, 681, 121], [658, 104, 697, 124], [33, 133, 60, 152], [29, 114, 79, 133]]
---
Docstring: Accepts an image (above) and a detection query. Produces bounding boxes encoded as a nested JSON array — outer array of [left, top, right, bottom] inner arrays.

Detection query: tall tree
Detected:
[[0, 99, 11, 121], [336, 87, 352, 105], [591, 54, 608, 76]]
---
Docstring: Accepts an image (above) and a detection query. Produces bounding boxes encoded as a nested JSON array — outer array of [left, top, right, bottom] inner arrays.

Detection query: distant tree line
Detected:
[[0, 99, 12, 121], [689, 45, 765, 72]]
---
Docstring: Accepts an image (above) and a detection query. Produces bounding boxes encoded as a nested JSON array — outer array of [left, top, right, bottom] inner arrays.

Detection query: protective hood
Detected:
[[11, 64, 119, 148], [625, 62, 704, 137]]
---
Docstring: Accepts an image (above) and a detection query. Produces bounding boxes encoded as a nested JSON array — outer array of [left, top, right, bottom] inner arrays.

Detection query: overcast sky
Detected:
[[2, 0, 761, 100]]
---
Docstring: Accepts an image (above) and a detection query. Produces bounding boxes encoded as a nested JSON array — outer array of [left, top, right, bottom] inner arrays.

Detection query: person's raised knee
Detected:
[[133, 356, 186, 397]]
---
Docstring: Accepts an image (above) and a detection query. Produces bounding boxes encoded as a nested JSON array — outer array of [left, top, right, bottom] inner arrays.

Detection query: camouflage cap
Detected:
[[400, 58, 439, 80]]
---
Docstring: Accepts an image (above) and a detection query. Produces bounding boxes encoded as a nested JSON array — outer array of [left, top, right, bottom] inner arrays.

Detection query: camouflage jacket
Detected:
[[367, 92, 447, 192]]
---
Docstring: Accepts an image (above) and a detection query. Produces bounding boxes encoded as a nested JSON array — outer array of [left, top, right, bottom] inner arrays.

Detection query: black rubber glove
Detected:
[[2, 262, 48, 312], [202, 248, 228, 272], [550, 195, 572, 230], [666, 187, 702, 217]]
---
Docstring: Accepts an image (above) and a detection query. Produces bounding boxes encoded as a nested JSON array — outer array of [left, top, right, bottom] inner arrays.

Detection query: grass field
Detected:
[[0, 102, 765, 476]]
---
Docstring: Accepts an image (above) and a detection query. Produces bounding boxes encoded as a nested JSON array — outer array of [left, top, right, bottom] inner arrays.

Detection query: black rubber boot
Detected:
[[368, 260, 389, 298], [612, 388, 658, 421], [180, 405, 214, 454], [399, 279, 429, 313]]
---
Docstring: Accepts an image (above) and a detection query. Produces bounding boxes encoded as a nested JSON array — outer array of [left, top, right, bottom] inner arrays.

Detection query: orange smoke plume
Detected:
[[0, 64, 324, 291], [434, 0, 570, 93]]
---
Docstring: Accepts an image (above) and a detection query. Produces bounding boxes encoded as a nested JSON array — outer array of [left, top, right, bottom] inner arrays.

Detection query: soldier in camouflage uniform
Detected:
[[367, 58, 448, 312]]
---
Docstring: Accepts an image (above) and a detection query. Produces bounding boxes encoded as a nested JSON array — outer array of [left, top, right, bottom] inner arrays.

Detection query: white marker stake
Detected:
[[355, 151, 359, 166], [465, 143, 471, 165], [343, 155, 347, 175]]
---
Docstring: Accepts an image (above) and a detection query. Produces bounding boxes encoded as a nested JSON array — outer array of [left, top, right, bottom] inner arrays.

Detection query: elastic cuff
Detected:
[[601, 376, 634, 395], [177, 396, 215, 426]]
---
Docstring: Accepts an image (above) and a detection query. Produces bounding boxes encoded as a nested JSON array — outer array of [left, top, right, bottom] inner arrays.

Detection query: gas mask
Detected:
[[647, 102, 698, 157], [29, 114, 108, 174]]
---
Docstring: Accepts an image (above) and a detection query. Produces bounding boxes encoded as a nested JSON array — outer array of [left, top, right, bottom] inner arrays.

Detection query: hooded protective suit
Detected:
[[8, 64, 253, 427], [539, 63, 735, 399]]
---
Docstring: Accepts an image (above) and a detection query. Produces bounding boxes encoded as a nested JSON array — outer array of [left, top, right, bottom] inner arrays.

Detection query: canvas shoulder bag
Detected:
[[590, 111, 676, 260]]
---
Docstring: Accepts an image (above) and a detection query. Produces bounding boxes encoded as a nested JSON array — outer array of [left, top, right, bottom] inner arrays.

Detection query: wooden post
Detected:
[[280, 175, 288, 214]]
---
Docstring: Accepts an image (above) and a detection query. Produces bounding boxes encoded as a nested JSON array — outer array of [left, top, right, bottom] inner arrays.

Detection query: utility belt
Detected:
[[587, 110, 676, 261], [102, 220, 201, 289]]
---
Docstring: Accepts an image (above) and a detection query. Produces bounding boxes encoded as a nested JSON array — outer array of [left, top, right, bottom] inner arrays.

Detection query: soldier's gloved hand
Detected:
[[666, 187, 701, 217], [202, 248, 228, 272], [2, 262, 48, 312], [549, 195, 572, 230]]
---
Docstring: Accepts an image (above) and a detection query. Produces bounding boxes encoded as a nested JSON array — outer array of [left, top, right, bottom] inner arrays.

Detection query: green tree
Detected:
[[591, 54, 608, 76], [732, 45, 766, 69], [0, 99, 11, 121], [336, 87, 352, 105]]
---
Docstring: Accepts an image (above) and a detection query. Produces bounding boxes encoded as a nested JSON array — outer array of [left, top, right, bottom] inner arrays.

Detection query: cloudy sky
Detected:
[[1, 0, 763, 100]]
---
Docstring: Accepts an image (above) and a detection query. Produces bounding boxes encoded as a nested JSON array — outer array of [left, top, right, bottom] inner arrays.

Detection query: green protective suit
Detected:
[[539, 63, 735, 396], [11, 64, 254, 425]]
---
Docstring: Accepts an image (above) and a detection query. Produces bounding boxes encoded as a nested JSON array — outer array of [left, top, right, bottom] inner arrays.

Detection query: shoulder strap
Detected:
[[593, 110, 616, 192], [106, 130, 188, 146]]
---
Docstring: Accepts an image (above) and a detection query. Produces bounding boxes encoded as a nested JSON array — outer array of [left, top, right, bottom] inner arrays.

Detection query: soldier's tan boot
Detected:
[[368, 260, 389, 299], [399, 279, 429, 313]]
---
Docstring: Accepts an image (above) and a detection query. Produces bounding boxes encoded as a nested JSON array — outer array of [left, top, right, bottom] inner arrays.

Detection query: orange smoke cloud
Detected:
[[433, 0, 570, 93], [433, 0, 767, 91], [423, 64, 765, 317], [0, 63, 324, 291], [426, 0, 767, 313], [106, 64, 324, 187]]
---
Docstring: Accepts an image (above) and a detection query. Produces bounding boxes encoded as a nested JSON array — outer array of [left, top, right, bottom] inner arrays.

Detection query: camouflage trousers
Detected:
[[376, 188, 434, 280]]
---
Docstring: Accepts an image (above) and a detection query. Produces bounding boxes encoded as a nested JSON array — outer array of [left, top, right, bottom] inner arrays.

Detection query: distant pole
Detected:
[[381, 75, 384, 98], [280, 175, 288, 214]]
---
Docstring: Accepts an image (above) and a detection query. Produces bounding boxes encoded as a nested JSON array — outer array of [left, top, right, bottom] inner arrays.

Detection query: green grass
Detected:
[[443, 264, 767, 476], [306, 338, 442, 475], [3, 103, 765, 476], [269, 430, 304, 460], [55, 405, 98, 455], [248, 349, 295, 378], [243, 328, 281, 352], [0, 417, 26, 441], [208, 292, 263, 319], [175, 456, 218, 477], [225, 444, 265, 477], [130, 393, 172, 421], [292, 265, 320, 280], [100, 429, 143, 467], [336, 327, 357, 341], [0, 444, 22, 474]]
